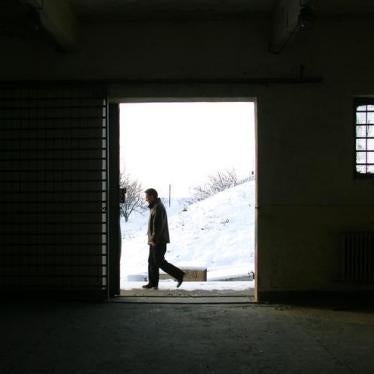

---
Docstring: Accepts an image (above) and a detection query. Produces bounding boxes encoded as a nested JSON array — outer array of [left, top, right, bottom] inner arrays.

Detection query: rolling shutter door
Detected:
[[0, 86, 108, 298]]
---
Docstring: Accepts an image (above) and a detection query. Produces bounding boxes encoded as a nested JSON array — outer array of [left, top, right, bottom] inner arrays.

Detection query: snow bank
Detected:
[[120, 180, 255, 287]]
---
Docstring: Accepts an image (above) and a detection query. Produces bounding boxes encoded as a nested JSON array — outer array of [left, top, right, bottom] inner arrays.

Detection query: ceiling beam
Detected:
[[270, 0, 313, 54], [24, 0, 77, 51]]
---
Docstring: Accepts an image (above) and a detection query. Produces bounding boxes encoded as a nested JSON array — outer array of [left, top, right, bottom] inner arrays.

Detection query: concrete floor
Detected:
[[1, 301, 374, 374]]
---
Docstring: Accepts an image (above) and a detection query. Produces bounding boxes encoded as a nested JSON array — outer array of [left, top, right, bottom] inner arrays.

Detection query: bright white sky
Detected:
[[120, 102, 255, 197]]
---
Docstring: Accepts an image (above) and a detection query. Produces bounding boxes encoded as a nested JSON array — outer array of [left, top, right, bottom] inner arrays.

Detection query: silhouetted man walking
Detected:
[[142, 188, 184, 290]]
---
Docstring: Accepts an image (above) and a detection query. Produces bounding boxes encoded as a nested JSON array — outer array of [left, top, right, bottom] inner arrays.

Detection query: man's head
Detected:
[[145, 188, 158, 204]]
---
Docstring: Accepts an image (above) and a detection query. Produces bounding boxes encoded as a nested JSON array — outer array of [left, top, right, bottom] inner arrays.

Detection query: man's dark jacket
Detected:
[[147, 198, 170, 245]]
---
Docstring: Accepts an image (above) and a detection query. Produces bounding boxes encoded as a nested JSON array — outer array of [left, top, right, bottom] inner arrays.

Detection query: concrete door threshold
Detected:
[[117, 282, 255, 303], [120, 282, 254, 297]]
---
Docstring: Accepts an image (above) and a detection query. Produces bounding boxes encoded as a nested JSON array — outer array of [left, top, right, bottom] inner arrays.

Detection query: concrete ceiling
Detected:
[[0, 1, 30, 21], [71, 0, 374, 20], [1, 0, 374, 24], [71, 0, 276, 20], [316, 0, 374, 15], [0, 1, 40, 39], [0, 0, 372, 53]]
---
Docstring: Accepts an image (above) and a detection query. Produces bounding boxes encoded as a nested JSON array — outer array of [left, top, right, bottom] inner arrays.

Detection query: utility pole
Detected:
[[168, 184, 171, 207]]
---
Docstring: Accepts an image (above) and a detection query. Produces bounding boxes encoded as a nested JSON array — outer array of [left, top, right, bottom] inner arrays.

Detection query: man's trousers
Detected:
[[148, 243, 184, 286]]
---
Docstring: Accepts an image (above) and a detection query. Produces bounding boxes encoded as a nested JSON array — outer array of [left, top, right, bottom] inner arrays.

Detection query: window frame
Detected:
[[353, 98, 374, 178]]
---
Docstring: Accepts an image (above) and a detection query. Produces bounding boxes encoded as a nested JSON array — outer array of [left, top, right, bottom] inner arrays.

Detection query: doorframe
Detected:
[[108, 103, 121, 297], [107, 96, 258, 301]]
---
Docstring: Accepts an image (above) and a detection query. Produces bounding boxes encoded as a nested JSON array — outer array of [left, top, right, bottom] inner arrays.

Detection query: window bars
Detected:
[[355, 99, 374, 175], [0, 86, 108, 295]]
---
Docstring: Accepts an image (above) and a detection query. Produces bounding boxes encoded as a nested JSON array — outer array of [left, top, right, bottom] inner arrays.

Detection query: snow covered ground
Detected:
[[120, 180, 255, 290]]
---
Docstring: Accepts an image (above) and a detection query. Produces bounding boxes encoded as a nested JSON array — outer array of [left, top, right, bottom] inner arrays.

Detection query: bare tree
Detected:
[[189, 169, 243, 203], [190, 185, 211, 203], [120, 173, 147, 222], [207, 169, 239, 194]]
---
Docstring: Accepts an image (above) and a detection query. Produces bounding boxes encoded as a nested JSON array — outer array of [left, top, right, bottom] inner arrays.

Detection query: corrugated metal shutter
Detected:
[[0, 85, 108, 297]]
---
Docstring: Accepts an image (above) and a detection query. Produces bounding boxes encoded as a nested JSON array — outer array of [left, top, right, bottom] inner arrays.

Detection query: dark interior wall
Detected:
[[1, 17, 371, 81], [1, 18, 292, 80], [1, 16, 374, 299], [0, 86, 108, 296], [256, 18, 374, 296]]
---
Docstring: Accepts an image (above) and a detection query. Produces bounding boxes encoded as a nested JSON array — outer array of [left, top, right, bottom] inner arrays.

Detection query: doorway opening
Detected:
[[119, 101, 256, 298]]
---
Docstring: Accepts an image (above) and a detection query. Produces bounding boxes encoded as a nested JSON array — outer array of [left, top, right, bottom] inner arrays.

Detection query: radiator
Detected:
[[341, 232, 374, 282]]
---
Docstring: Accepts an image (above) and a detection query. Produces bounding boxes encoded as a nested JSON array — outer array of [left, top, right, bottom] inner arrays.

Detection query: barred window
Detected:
[[355, 99, 374, 175]]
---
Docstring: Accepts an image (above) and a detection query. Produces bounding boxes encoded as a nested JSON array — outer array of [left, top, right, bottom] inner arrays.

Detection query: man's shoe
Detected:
[[142, 284, 158, 290], [176, 273, 185, 288]]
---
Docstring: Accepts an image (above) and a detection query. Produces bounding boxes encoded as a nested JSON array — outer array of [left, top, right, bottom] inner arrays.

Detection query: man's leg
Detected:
[[155, 243, 185, 282], [147, 245, 159, 287]]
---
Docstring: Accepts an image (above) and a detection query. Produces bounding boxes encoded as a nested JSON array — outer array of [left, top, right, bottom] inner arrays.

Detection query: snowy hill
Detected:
[[120, 180, 255, 285]]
